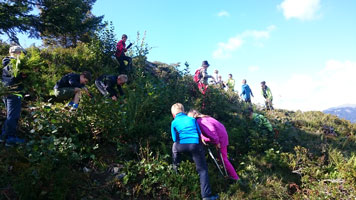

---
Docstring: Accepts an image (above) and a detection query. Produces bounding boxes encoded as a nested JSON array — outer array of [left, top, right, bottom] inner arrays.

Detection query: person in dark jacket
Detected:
[[53, 71, 91, 109], [170, 103, 218, 200], [1, 45, 26, 145], [95, 74, 128, 101], [115, 34, 132, 74]]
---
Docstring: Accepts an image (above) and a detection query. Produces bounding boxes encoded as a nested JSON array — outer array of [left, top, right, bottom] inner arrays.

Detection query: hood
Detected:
[[2, 56, 11, 66]]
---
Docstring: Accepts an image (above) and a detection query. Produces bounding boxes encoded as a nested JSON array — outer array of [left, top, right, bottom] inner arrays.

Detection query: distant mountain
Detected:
[[324, 105, 356, 123]]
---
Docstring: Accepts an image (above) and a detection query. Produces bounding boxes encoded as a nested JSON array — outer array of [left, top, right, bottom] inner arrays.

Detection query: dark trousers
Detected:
[[172, 142, 212, 198], [265, 99, 274, 110], [2, 95, 22, 138], [116, 54, 132, 74], [244, 98, 251, 103]]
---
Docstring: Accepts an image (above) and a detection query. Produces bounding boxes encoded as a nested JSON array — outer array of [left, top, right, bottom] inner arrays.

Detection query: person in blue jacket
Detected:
[[240, 79, 254, 103], [95, 74, 127, 101], [1, 46, 26, 145], [54, 71, 91, 109], [170, 103, 218, 200]]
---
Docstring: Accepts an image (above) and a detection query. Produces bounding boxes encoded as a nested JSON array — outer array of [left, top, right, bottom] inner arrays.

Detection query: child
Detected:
[[188, 109, 239, 180], [171, 103, 218, 200]]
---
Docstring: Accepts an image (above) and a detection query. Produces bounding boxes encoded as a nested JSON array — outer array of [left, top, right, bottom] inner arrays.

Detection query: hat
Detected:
[[9, 46, 23, 54], [261, 81, 266, 85], [202, 60, 209, 67]]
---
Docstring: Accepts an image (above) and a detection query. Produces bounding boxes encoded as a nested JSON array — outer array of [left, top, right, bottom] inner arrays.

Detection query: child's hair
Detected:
[[171, 103, 184, 115], [81, 71, 92, 82], [118, 74, 128, 83], [187, 109, 209, 118]]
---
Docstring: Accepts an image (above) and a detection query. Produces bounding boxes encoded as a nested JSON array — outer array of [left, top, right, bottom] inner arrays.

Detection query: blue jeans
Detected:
[[172, 143, 212, 198], [2, 95, 22, 138]]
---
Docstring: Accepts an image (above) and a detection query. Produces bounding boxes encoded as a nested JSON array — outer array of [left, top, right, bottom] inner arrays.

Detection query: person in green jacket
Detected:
[[226, 74, 235, 92], [261, 81, 273, 110], [248, 107, 274, 134]]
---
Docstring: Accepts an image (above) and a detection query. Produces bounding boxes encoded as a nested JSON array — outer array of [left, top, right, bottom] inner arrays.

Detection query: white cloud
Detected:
[[217, 10, 230, 17], [248, 66, 260, 72], [278, 0, 321, 20], [212, 25, 275, 59], [274, 60, 356, 111]]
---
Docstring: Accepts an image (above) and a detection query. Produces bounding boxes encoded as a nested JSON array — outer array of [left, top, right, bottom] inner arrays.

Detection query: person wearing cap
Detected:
[[196, 60, 215, 94], [226, 74, 235, 92], [170, 103, 218, 200], [115, 34, 132, 74], [53, 71, 91, 110], [95, 74, 128, 101], [1, 46, 26, 145], [261, 81, 273, 110], [240, 79, 254, 103]]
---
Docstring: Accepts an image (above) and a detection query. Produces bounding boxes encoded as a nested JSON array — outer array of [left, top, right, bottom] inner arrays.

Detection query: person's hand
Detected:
[[201, 138, 207, 145], [83, 87, 91, 96], [112, 96, 117, 101], [216, 143, 221, 149]]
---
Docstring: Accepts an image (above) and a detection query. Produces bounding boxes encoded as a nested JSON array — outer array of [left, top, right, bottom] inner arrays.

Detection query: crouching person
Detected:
[[170, 103, 218, 200], [53, 71, 91, 110], [95, 74, 127, 101]]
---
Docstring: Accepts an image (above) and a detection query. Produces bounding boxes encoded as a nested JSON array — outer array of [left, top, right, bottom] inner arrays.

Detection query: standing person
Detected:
[[261, 81, 273, 110], [115, 34, 132, 74], [95, 74, 128, 101], [213, 70, 219, 84], [240, 79, 254, 103], [188, 109, 239, 181], [171, 103, 218, 200], [194, 60, 215, 94], [226, 74, 235, 92], [217, 75, 225, 89], [1, 46, 26, 145], [53, 71, 91, 110]]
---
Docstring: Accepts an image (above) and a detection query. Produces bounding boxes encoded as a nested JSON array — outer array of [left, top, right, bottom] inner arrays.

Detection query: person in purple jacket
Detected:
[[188, 109, 239, 180]]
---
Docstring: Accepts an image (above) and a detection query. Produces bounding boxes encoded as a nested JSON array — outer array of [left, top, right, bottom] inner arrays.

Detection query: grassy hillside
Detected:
[[0, 41, 355, 199]]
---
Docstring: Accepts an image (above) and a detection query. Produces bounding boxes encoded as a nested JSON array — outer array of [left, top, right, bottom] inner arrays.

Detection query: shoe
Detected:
[[5, 136, 25, 146], [203, 194, 219, 200], [67, 101, 74, 107]]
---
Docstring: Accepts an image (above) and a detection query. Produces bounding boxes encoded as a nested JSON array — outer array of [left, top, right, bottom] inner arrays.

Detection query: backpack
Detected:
[[194, 68, 202, 83]]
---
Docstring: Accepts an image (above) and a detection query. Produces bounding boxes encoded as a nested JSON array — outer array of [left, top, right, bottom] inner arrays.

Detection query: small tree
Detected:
[[37, 0, 104, 47]]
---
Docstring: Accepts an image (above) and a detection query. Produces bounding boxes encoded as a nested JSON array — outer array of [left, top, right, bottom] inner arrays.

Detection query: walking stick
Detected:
[[219, 151, 228, 177], [207, 147, 225, 177]]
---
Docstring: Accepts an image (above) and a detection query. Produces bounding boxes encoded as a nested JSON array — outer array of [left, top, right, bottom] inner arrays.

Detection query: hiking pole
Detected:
[[219, 151, 228, 177], [207, 147, 225, 177]]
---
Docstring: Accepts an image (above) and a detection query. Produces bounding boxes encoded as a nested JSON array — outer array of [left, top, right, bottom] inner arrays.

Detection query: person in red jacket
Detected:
[[115, 34, 132, 73]]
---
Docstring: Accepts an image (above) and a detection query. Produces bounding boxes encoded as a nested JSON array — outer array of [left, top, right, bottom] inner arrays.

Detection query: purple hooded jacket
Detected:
[[197, 116, 229, 147]]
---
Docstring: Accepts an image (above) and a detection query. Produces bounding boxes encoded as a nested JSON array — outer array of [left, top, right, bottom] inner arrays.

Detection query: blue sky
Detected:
[[2, 0, 356, 111]]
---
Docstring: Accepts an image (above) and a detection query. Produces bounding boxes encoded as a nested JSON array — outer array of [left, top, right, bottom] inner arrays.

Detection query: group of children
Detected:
[[194, 60, 274, 110], [53, 72, 128, 110], [0, 45, 129, 145], [1, 42, 276, 200]]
